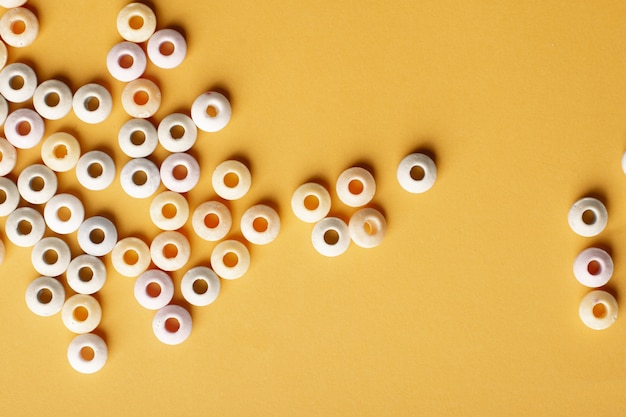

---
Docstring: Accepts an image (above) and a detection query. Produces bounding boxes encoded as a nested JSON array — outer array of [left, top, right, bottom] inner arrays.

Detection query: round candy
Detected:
[[579, 290, 618, 330], [348, 208, 387, 248], [157, 113, 197, 153], [152, 304, 192, 345], [568, 197, 607, 237], [121, 78, 161, 118], [291, 182, 331, 223], [17, 164, 57, 204], [134, 269, 174, 310], [31, 237, 71, 277], [120, 157, 160, 199], [0, 62, 37, 102], [73, 83, 112, 124], [77, 216, 118, 257], [61, 294, 102, 334], [33, 79, 73, 120], [210, 240, 250, 280], [44, 194, 85, 234], [118, 118, 158, 158], [212, 160, 251, 200], [25, 276, 65, 317], [336, 167, 376, 207], [150, 230, 190, 271], [181, 266, 221, 307], [66, 255, 106, 295], [5, 108, 44, 149], [111, 237, 151, 277], [0, 7, 38, 47], [191, 91, 232, 132], [106, 41, 147, 82], [312, 217, 350, 257], [160, 152, 200, 193], [397, 153, 437, 193], [75, 151, 116, 191], [117, 2, 156, 43], [67, 333, 108, 374], [6, 207, 45, 247], [240, 204, 280, 245], [150, 191, 189, 231], [147, 28, 187, 69], [0, 137, 17, 176], [0, 177, 20, 216], [41, 132, 81, 172], [573, 247, 614, 288], [192, 201, 232, 241]]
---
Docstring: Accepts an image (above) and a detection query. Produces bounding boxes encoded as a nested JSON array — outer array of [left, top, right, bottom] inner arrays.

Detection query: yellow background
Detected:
[[1, 0, 626, 415]]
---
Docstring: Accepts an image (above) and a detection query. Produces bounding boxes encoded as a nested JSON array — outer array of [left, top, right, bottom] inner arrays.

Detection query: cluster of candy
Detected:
[[567, 197, 617, 330], [1, 1, 442, 375]]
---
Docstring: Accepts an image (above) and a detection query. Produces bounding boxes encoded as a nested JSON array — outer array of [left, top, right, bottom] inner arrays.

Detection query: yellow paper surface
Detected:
[[1, 1, 626, 416]]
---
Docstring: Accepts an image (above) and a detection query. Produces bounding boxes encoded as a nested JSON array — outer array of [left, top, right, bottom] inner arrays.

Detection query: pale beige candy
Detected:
[[579, 290, 618, 330]]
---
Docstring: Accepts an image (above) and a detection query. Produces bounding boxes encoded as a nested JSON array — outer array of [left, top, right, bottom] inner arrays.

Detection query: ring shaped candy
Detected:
[[0, 63, 37, 102], [66, 254, 106, 295], [192, 201, 232, 241], [191, 91, 232, 132], [41, 132, 81, 172], [111, 237, 151, 277], [150, 191, 189, 231], [121, 78, 161, 118], [6, 207, 45, 247], [210, 240, 250, 280], [240, 204, 281, 245], [106, 41, 147, 82], [61, 294, 102, 334], [181, 266, 220, 307], [157, 113, 197, 153], [77, 216, 118, 257], [118, 118, 158, 158], [73, 83, 113, 124], [120, 157, 160, 199], [349, 208, 387, 248], [75, 151, 116, 191], [312, 217, 351, 257], [17, 164, 58, 204], [0, 138, 16, 176], [31, 237, 71, 277], [150, 231, 190, 271], [212, 160, 251, 201], [573, 247, 614, 288], [25, 276, 65, 317], [44, 194, 85, 234], [336, 167, 376, 207], [160, 152, 200, 193], [5, 108, 44, 149], [147, 28, 187, 69], [0, 7, 38, 47], [291, 182, 331, 223], [134, 269, 174, 310], [33, 80, 73, 120], [397, 153, 437, 194], [0, 94, 7, 124], [67, 333, 108, 374], [152, 304, 192, 345], [579, 290, 618, 330], [117, 2, 156, 43], [0, 177, 19, 216], [568, 197, 608, 237]]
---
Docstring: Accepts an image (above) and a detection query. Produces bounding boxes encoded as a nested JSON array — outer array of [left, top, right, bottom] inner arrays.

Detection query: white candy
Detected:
[[134, 269, 174, 310], [120, 157, 160, 198], [210, 240, 250, 280], [349, 208, 387, 248], [66, 254, 106, 295], [291, 182, 331, 223], [212, 160, 251, 201], [336, 167, 376, 207], [192, 201, 232, 241], [0, 176, 19, 216], [6, 207, 45, 247], [191, 91, 232, 132], [77, 216, 118, 257], [150, 191, 189, 231], [160, 152, 200, 193], [312, 217, 350, 257], [43, 194, 85, 235], [0, 62, 37, 102], [397, 153, 437, 193], [147, 28, 187, 69], [240, 204, 280, 245], [117, 2, 156, 43], [181, 266, 221, 307], [67, 333, 108, 374], [0, 93, 7, 124], [0, 137, 16, 176], [150, 230, 190, 271], [118, 118, 158, 158], [152, 304, 192, 345], [61, 294, 102, 334], [111, 237, 151, 277], [0, 1, 27, 8], [0, 7, 38, 47], [33, 79, 73, 120], [157, 113, 197, 153], [568, 197, 607, 237], [76, 150, 116, 191], [106, 41, 147, 82], [73, 83, 112, 124], [31, 237, 71, 277], [121, 78, 161, 118], [41, 132, 81, 172], [573, 247, 613, 288], [17, 164, 57, 204], [25, 276, 65, 317], [579, 290, 618, 330], [5, 108, 44, 149]]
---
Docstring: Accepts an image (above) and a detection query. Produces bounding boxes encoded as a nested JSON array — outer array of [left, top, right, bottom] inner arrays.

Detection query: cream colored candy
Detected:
[[579, 290, 618, 330]]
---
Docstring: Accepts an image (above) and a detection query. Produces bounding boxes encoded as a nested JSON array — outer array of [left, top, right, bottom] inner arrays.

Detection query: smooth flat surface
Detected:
[[1, 1, 626, 415]]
